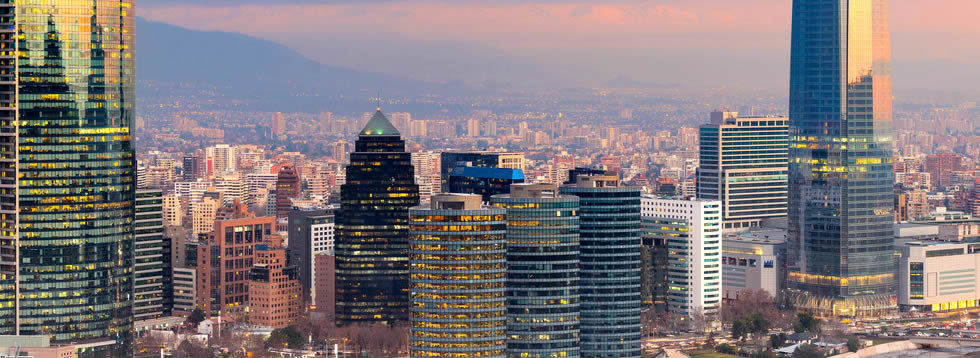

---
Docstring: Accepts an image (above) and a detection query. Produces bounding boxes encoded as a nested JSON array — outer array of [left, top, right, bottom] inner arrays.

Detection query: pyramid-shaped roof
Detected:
[[359, 109, 400, 136]]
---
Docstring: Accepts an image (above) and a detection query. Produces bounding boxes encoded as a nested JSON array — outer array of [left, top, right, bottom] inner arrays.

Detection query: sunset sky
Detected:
[[140, 0, 980, 92]]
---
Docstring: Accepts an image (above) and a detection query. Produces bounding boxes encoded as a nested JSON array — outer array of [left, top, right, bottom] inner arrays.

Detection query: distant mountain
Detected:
[[136, 17, 432, 110]]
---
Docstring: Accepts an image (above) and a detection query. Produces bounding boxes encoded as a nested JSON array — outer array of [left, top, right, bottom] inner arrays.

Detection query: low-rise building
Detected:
[[898, 241, 980, 312], [721, 229, 786, 300]]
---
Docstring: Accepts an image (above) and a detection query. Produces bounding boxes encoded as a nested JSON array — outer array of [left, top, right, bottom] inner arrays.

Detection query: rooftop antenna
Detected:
[[377, 90, 382, 111]]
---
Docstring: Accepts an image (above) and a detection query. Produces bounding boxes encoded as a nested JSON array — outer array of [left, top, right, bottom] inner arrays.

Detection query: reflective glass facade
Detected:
[[491, 192, 580, 358], [0, 1, 136, 355], [336, 110, 420, 324], [788, 0, 895, 316], [408, 205, 506, 358], [560, 178, 641, 357]]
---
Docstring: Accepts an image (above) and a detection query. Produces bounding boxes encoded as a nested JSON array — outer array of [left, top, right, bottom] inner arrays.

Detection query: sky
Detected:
[[140, 0, 980, 93]]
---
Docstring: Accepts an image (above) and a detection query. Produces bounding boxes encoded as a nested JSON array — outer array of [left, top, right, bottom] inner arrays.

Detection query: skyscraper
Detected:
[[134, 190, 173, 323], [0, 2, 136, 354], [276, 164, 301, 219], [408, 194, 506, 358], [491, 184, 581, 358], [788, 0, 895, 316], [448, 166, 525, 201], [698, 111, 789, 232], [336, 110, 420, 324], [560, 173, 642, 357]]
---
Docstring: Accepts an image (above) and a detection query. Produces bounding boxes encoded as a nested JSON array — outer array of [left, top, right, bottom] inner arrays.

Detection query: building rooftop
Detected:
[[450, 166, 525, 180], [359, 109, 400, 136]]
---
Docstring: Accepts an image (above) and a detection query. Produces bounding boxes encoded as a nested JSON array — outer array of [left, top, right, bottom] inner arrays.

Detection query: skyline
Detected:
[[139, 0, 980, 92]]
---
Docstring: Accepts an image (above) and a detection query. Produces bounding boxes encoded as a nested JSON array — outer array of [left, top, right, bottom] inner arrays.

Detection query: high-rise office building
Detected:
[[197, 208, 277, 317], [409, 194, 506, 358], [0, 2, 136, 354], [182, 155, 201, 181], [788, 0, 896, 316], [276, 164, 301, 219], [134, 190, 173, 323], [560, 173, 642, 357], [439, 151, 525, 192], [287, 207, 335, 305], [448, 166, 525, 201], [641, 197, 723, 321], [336, 110, 420, 324], [698, 111, 789, 232], [925, 153, 962, 191], [491, 184, 581, 358], [249, 236, 302, 329]]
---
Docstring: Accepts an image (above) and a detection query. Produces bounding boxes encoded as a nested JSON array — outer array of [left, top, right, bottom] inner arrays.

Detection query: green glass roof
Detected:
[[359, 109, 400, 136]]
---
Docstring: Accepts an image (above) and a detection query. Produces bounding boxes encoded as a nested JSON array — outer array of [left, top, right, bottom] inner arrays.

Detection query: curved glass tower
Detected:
[[787, 0, 895, 316], [491, 184, 581, 358], [0, 1, 136, 355], [560, 174, 641, 357], [409, 194, 507, 358]]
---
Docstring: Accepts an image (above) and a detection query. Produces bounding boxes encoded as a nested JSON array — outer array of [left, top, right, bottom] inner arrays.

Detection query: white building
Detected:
[[641, 196, 723, 317], [206, 144, 236, 175], [898, 241, 980, 312], [173, 267, 198, 313]]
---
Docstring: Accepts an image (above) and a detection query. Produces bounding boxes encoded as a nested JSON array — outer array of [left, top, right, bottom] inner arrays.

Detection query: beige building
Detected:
[[162, 194, 184, 227], [192, 192, 222, 235], [721, 229, 787, 300], [898, 241, 980, 312]]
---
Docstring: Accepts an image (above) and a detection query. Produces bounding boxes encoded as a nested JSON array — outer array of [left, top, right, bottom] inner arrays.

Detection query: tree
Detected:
[[267, 326, 305, 349], [176, 340, 212, 358], [794, 312, 821, 333], [847, 337, 860, 352], [792, 343, 822, 358], [188, 308, 207, 327], [749, 313, 771, 335], [732, 319, 749, 341], [717, 343, 737, 355], [770, 333, 788, 349]]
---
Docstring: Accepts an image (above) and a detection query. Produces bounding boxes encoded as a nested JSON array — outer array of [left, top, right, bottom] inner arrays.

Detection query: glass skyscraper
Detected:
[[491, 183, 580, 358], [336, 110, 420, 324], [409, 194, 506, 358], [787, 0, 895, 316], [0, 1, 136, 355], [560, 173, 641, 357]]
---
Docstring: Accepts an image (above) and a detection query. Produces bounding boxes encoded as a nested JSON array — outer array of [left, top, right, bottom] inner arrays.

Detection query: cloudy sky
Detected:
[[139, 0, 980, 92]]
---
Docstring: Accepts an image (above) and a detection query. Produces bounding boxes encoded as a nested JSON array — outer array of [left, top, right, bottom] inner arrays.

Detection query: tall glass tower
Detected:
[[0, 1, 136, 355], [491, 184, 580, 358], [409, 194, 506, 358], [787, 0, 895, 316], [560, 173, 641, 357], [336, 110, 420, 324]]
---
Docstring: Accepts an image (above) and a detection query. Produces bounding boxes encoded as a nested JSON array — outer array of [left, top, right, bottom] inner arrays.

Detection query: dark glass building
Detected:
[[409, 194, 507, 358], [0, 1, 136, 355], [641, 218, 669, 313], [276, 164, 301, 219], [336, 110, 420, 324], [491, 184, 581, 358], [448, 165, 525, 201], [560, 173, 642, 357], [439, 151, 524, 192], [134, 189, 172, 323], [787, 0, 895, 316]]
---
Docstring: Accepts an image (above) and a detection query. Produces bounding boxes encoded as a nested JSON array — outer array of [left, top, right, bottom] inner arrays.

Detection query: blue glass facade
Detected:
[[491, 188, 580, 358], [787, 0, 895, 315], [560, 176, 641, 357]]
